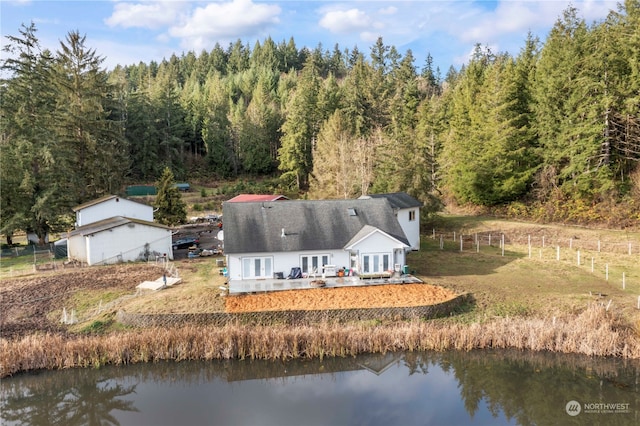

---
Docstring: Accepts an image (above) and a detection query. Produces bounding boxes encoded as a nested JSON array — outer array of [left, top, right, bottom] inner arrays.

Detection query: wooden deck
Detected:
[[227, 274, 423, 295]]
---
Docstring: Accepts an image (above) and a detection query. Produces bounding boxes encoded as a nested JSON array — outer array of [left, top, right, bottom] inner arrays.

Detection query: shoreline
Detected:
[[2, 303, 639, 378]]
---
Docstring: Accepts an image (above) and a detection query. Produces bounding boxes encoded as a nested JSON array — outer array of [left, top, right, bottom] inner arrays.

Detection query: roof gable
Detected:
[[68, 216, 169, 237], [344, 225, 409, 250], [72, 195, 152, 212], [223, 198, 409, 254]]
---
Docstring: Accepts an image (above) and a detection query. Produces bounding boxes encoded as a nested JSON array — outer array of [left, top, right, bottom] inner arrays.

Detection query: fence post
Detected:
[[606, 264, 609, 281], [622, 272, 626, 290], [501, 234, 505, 257], [577, 250, 580, 266], [542, 236, 545, 248], [556, 246, 560, 261], [591, 257, 594, 273], [570, 238, 573, 249], [440, 235, 443, 250], [432, 229, 435, 239], [460, 235, 463, 252], [598, 240, 601, 252], [629, 243, 632, 256], [528, 235, 531, 258], [489, 234, 492, 246]]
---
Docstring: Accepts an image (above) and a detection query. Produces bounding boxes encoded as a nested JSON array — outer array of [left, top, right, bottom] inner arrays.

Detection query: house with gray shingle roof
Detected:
[[222, 198, 412, 287], [359, 192, 422, 250]]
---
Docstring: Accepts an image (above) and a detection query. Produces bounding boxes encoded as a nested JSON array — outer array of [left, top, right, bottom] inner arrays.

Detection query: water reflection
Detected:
[[1, 350, 639, 425]]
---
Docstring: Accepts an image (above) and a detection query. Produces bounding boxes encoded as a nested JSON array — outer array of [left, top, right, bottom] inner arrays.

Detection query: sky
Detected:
[[0, 0, 622, 74]]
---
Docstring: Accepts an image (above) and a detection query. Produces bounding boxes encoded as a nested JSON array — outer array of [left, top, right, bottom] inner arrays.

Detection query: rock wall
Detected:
[[116, 293, 472, 328]]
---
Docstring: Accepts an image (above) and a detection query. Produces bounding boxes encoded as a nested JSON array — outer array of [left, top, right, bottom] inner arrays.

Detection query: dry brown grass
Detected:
[[2, 303, 638, 378]]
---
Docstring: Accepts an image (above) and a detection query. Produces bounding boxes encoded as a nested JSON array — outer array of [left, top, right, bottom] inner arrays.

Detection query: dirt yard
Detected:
[[0, 264, 162, 339], [225, 284, 458, 313], [1, 261, 458, 339]]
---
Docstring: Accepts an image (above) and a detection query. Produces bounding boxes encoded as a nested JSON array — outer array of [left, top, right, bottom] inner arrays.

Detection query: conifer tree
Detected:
[[154, 167, 187, 226], [53, 30, 127, 203], [202, 73, 234, 177], [278, 55, 322, 189], [1, 23, 61, 244]]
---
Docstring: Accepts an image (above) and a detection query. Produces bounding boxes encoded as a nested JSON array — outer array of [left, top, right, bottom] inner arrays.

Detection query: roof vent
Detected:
[[281, 228, 286, 238], [348, 208, 357, 216]]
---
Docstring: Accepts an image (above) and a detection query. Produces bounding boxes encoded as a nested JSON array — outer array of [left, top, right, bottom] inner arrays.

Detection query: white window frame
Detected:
[[361, 252, 391, 274], [409, 210, 416, 221], [300, 254, 330, 274], [242, 256, 273, 279]]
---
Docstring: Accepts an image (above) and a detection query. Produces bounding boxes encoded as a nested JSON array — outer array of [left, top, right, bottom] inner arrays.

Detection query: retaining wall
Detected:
[[116, 293, 472, 328]]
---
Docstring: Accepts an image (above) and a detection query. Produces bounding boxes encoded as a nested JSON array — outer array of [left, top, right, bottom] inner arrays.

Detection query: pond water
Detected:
[[1, 349, 639, 425]]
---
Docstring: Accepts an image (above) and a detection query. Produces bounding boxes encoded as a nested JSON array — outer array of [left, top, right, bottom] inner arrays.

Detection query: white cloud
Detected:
[[319, 8, 372, 33], [457, 0, 617, 44], [378, 6, 397, 16], [105, 1, 185, 29], [169, 0, 281, 50], [360, 31, 381, 43]]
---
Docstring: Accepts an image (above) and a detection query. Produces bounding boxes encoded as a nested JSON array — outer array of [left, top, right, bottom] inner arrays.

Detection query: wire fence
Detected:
[[428, 228, 640, 309], [428, 228, 638, 255]]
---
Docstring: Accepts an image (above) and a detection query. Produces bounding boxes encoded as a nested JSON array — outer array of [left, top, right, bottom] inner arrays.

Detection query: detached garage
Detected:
[[67, 216, 173, 265]]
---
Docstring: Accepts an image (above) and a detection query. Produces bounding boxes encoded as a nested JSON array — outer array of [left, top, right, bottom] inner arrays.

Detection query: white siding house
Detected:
[[223, 198, 410, 291], [73, 195, 153, 227], [67, 216, 173, 265], [360, 193, 422, 251]]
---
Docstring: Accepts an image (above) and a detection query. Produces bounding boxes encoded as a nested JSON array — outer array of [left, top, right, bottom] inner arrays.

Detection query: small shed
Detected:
[[67, 216, 173, 265], [126, 185, 157, 196], [175, 183, 191, 192]]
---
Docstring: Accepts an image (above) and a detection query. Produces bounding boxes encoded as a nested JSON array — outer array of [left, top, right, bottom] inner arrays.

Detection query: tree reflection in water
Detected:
[[1, 369, 138, 426], [1, 349, 639, 425]]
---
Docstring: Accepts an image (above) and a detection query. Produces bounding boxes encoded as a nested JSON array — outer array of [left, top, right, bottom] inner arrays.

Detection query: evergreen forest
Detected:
[[1, 1, 639, 244]]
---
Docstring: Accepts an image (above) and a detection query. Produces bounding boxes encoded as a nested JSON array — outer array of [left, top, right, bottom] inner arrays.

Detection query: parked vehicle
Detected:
[[172, 237, 199, 250]]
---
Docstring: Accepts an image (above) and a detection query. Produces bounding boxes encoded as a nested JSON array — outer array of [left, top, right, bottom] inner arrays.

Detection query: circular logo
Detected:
[[566, 400, 581, 416]]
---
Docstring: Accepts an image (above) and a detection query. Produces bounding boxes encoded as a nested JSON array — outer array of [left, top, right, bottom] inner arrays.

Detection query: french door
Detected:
[[300, 254, 330, 274], [242, 256, 273, 279], [361, 253, 391, 274]]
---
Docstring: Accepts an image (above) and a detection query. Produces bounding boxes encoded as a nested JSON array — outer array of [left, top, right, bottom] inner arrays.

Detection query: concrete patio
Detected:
[[226, 274, 423, 295]]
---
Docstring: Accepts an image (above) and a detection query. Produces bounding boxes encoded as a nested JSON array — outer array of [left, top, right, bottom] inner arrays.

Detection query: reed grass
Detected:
[[2, 304, 639, 378]]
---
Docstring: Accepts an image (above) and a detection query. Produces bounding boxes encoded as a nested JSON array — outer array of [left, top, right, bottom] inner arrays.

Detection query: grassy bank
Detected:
[[2, 304, 639, 377]]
